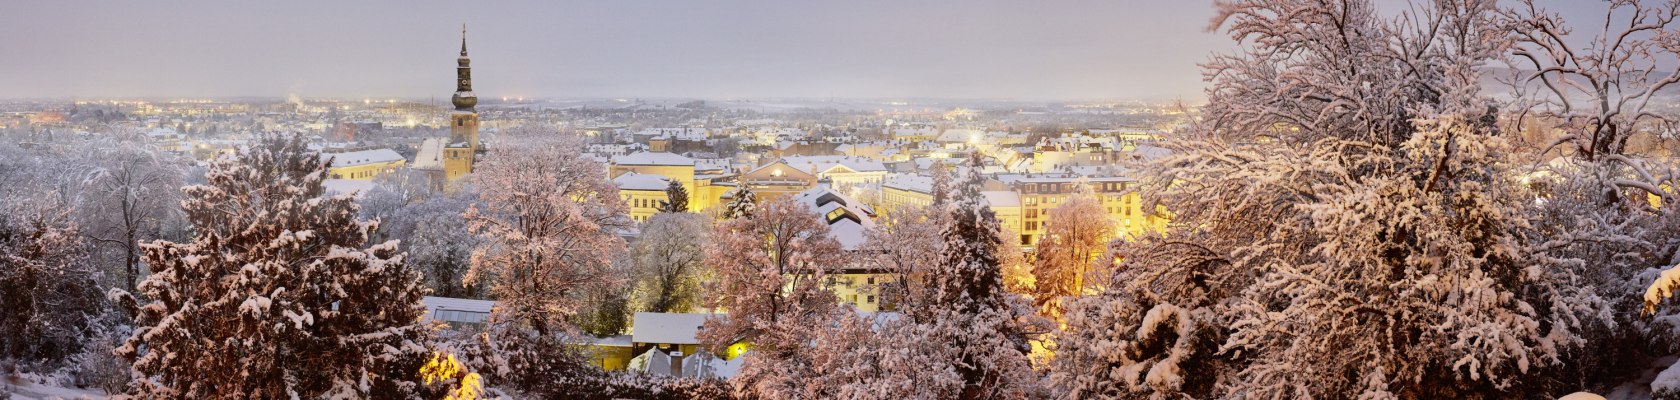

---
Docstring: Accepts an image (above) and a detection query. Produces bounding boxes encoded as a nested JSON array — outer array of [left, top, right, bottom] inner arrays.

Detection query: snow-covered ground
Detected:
[[4, 383, 105, 400]]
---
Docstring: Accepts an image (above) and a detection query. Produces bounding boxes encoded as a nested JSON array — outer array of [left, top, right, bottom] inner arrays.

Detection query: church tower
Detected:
[[444, 25, 480, 181]]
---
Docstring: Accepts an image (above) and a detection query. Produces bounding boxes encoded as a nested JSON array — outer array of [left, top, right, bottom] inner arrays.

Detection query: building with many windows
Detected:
[[614, 172, 675, 222]]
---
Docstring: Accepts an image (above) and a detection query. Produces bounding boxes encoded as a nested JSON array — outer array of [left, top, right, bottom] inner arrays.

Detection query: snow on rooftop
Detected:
[[421, 296, 495, 325], [614, 172, 672, 191], [882, 173, 934, 194], [613, 151, 696, 166], [789, 187, 876, 250], [412, 138, 445, 170], [780, 155, 889, 175], [980, 190, 1021, 207], [694, 158, 732, 172], [325, 148, 404, 168], [632, 312, 713, 345]]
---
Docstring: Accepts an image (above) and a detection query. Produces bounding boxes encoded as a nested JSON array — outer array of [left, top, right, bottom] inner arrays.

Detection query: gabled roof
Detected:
[[780, 155, 889, 175], [743, 159, 819, 181]]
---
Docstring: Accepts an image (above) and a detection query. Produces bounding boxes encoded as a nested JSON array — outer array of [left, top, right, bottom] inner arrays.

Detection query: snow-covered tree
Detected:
[[1500, 0, 1680, 386], [0, 198, 102, 363], [1049, 1, 1607, 397], [1504, 0, 1680, 163], [1202, 0, 1445, 147], [464, 135, 630, 337], [860, 191, 951, 316], [117, 134, 431, 398], [698, 196, 845, 396], [80, 132, 184, 293], [630, 212, 712, 313], [365, 184, 484, 298], [918, 153, 1047, 399], [659, 179, 690, 213], [722, 186, 757, 219], [770, 307, 964, 399], [1029, 180, 1113, 320]]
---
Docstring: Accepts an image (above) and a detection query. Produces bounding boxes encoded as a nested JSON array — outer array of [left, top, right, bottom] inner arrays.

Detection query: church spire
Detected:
[[451, 24, 476, 111]]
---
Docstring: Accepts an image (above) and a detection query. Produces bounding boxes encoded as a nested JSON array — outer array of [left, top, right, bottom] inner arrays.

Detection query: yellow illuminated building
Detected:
[[613, 172, 674, 223], [608, 152, 745, 215], [878, 173, 1166, 247], [325, 148, 407, 180]]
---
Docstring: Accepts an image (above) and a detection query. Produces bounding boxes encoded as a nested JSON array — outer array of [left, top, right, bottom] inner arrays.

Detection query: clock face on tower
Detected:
[[460, 79, 469, 87]]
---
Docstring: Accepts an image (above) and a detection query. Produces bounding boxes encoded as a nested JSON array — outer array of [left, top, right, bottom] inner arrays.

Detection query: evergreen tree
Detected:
[[933, 153, 1009, 313], [658, 179, 689, 213], [930, 162, 953, 206], [722, 186, 757, 219], [117, 134, 430, 399], [923, 153, 1045, 399]]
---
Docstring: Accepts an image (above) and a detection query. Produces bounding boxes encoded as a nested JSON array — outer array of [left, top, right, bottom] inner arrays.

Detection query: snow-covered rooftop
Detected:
[[422, 296, 495, 325], [614, 172, 671, 191], [613, 151, 696, 166], [325, 148, 404, 168], [882, 173, 934, 194], [412, 138, 445, 170], [632, 312, 713, 345], [780, 155, 889, 175], [789, 186, 876, 250], [980, 190, 1021, 208]]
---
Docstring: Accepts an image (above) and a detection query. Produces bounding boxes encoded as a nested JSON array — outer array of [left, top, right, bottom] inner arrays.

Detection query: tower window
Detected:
[[458, 119, 465, 127]]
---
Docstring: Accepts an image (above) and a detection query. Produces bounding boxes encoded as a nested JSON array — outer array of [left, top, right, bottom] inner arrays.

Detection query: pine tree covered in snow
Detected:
[[659, 179, 690, 213], [723, 186, 757, 220], [115, 134, 431, 398], [919, 152, 1048, 399]]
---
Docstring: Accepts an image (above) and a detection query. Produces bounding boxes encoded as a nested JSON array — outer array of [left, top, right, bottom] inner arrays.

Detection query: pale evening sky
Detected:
[[0, 1, 1608, 101]]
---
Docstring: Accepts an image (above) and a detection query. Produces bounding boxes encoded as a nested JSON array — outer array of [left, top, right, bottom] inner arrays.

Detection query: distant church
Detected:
[[415, 25, 483, 186]]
